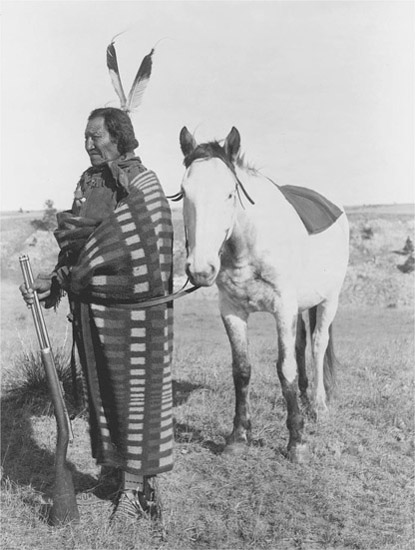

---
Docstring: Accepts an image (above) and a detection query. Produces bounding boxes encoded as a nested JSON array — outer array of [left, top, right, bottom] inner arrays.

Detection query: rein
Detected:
[[80, 278, 200, 308], [235, 175, 255, 207]]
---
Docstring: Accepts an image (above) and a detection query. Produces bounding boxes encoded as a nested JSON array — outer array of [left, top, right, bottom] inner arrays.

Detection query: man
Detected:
[[20, 107, 174, 523]]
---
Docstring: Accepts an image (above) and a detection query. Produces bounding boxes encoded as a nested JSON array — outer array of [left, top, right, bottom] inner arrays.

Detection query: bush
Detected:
[[361, 225, 374, 240], [31, 199, 57, 232], [402, 237, 414, 255], [397, 255, 415, 274], [3, 346, 83, 416]]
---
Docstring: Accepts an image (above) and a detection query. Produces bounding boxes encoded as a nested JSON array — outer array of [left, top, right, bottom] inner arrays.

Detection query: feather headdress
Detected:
[[106, 39, 154, 113]]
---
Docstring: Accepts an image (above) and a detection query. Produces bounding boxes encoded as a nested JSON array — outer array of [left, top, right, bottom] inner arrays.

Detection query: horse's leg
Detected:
[[275, 307, 307, 463], [312, 298, 338, 417], [296, 313, 308, 404], [296, 312, 313, 417], [220, 299, 251, 452]]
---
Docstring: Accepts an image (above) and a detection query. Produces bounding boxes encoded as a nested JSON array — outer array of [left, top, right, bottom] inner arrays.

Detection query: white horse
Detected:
[[179, 127, 349, 462]]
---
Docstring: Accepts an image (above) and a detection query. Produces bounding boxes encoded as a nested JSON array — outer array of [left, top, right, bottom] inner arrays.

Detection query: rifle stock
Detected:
[[19, 255, 79, 525]]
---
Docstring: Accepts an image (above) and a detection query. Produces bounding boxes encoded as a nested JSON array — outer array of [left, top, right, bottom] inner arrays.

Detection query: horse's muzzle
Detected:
[[185, 262, 217, 287]]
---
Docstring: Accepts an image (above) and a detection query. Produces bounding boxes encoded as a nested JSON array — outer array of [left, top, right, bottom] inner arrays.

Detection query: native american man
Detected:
[[20, 107, 174, 522]]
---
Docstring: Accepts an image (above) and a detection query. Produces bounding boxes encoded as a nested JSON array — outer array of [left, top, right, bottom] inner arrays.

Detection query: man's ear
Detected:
[[224, 127, 241, 162], [180, 127, 198, 157]]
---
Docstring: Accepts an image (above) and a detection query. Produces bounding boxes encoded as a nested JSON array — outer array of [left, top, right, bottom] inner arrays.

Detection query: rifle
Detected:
[[19, 254, 80, 525]]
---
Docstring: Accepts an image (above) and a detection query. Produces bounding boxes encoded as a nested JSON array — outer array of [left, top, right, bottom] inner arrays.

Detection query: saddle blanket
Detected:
[[279, 185, 343, 234]]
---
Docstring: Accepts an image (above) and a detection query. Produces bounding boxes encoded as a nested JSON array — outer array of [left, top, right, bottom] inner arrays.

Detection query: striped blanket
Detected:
[[55, 170, 174, 476]]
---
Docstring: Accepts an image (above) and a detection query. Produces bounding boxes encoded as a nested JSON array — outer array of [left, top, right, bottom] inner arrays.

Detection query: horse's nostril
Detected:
[[185, 261, 217, 287]]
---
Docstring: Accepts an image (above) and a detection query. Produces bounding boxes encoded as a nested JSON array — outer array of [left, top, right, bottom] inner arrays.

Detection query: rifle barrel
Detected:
[[19, 254, 79, 524]]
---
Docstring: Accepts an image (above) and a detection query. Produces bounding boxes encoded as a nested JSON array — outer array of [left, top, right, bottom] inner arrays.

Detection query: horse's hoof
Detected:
[[287, 443, 309, 464]]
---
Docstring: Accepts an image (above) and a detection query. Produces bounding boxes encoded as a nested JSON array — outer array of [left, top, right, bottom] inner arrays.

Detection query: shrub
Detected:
[[397, 254, 415, 274], [402, 237, 414, 255], [361, 225, 374, 240], [31, 200, 57, 232], [3, 346, 83, 416]]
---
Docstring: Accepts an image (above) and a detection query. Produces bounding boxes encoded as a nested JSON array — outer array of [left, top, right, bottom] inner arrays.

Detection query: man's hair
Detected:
[[88, 107, 139, 155]]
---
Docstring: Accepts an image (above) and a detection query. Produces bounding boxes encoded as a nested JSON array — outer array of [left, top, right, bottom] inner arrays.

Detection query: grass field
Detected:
[[1, 205, 414, 549]]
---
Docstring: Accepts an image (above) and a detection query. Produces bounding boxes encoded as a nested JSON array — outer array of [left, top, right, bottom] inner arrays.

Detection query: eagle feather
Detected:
[[106, 42, 127, 110], [106, 39, 154, 114], [126, 48, 154, 113]]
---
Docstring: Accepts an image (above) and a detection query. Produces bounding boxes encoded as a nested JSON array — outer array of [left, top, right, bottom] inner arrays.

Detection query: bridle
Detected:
[[169, 156, 255, 209]]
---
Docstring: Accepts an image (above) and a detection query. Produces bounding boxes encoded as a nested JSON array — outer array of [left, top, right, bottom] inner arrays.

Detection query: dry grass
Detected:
[[1, 205, 414, 549], [342, 212, 414, 308], [1, 299, 414, 549]]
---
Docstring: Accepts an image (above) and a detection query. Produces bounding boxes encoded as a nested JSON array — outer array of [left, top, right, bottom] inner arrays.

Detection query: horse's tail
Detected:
[[308, 306, 339, 401]]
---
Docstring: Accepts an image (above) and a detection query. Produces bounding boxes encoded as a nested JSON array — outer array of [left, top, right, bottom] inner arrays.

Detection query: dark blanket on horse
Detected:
[[279, 185, 343, 234], [54, 170, 174, 476]]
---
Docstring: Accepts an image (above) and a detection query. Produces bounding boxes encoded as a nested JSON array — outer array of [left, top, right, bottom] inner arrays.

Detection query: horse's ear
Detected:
[[180, 127, 197, 157], [224, 127, 241, 162]]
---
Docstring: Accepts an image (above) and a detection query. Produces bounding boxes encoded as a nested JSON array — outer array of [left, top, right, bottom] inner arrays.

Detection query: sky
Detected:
[[1, 0, 414, 211]]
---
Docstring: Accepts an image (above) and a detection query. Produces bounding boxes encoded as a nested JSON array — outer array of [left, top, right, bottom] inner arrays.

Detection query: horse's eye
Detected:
[[228, 192, 234, 200]]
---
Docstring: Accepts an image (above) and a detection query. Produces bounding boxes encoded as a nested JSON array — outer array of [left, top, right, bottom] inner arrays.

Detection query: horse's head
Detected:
[[179, 126, 241, 287]]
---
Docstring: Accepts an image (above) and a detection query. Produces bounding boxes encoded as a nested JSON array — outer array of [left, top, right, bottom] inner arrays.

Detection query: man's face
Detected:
[[84, 117, 120, 166]]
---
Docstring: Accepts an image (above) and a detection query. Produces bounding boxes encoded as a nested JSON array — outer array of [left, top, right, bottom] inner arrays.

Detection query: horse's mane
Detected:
[[235, 153, 260, 176], [184, 140, 261, 177], [183, 141, 229, 169]]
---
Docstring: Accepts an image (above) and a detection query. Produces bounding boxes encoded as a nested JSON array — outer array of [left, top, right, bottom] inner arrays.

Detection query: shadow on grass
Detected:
[[1, 375, 229, 522], [172, 379, 225, 454], [0, 393, 98, 521], [173, 420, 224, 454], [172, 379, 205, 406]]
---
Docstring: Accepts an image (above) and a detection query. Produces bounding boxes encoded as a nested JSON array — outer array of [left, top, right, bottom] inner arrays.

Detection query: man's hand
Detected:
[[19, 273, 52, 305]]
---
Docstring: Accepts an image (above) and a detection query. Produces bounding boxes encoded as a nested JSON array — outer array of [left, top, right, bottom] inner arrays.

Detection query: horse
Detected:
[[178, 126, 349, 462]]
